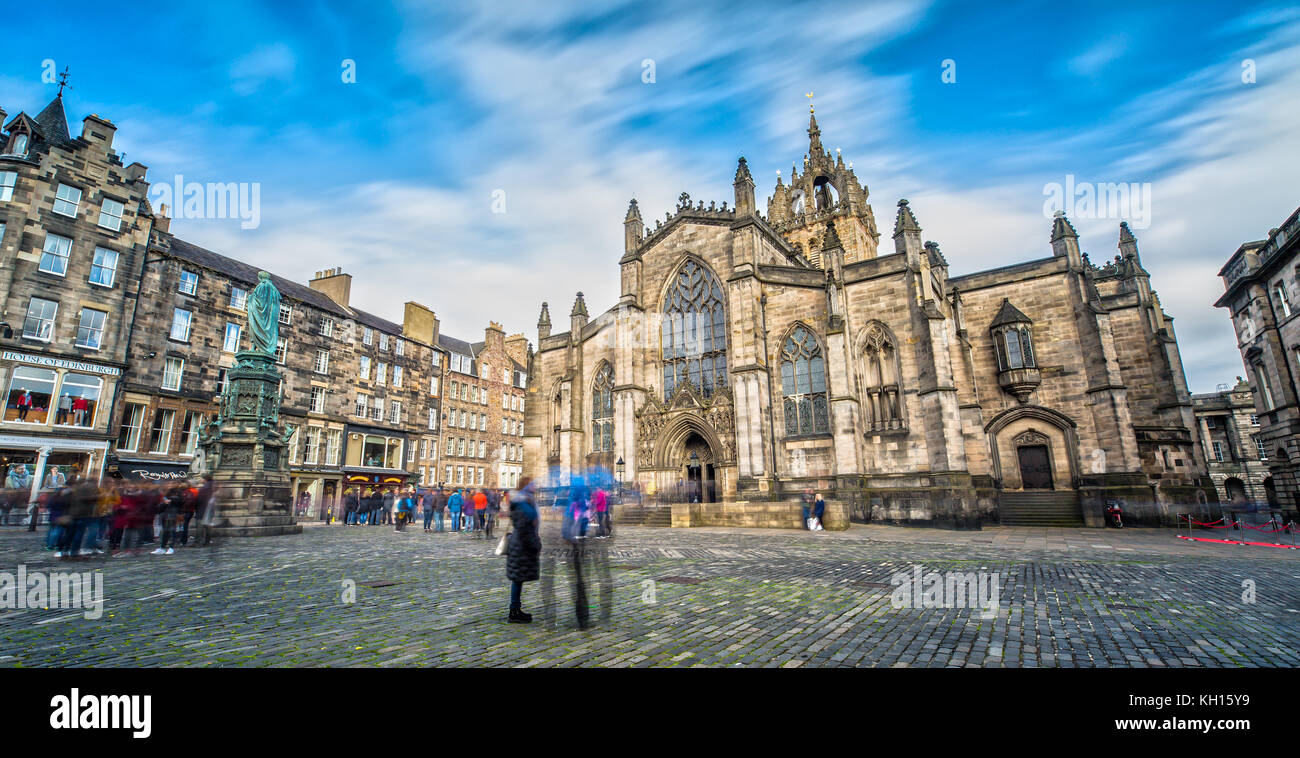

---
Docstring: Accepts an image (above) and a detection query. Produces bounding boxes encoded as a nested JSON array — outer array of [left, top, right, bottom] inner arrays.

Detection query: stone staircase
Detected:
[[613, 505, 673, 527], [997, 491, 1083, 527]]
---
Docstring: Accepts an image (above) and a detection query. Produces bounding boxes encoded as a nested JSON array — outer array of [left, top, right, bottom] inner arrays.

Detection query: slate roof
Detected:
[[167, 237, 351, 317], [438, 333, 477, 358], [33, 95, 71, 146], [351, 309, 402, 337], [990, 298, 1032, 328]]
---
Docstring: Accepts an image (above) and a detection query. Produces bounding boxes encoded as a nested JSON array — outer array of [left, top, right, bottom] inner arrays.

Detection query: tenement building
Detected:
[[525, 110, 1213, 527], [1191, 378, 1271, 509], [0, 92, 152, 498], [1215, 203, 1300, 522], [436, 324, 529, 490]]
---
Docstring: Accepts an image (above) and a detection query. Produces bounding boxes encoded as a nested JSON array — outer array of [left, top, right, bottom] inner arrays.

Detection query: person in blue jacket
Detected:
[[447, 488, 463, 532]]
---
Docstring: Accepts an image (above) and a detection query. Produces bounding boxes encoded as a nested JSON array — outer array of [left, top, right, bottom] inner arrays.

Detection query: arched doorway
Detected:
[[681, 432, 716, 503], [1263, 476, 1278, 509], [1224, 477, 1248, 505]]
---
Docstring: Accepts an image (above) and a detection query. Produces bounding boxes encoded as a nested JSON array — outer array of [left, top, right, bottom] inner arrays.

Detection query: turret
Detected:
[[570, 292, 589, 337], [893, 199, 923, 265], [624, 199, 644, 253], [733, 157, 755, 217], [1050, 211, 1083, 268], [537, 302, 552, 340]]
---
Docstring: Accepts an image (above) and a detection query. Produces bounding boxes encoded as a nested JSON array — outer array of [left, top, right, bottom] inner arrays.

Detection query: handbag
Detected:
[[494, 533, 508, 556]]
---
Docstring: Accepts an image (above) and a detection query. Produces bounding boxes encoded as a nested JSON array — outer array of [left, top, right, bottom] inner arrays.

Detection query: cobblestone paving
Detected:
[[0, 524, 1297, 668]]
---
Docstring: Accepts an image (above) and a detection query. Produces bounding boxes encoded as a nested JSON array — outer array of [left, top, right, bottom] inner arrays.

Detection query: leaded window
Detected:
[[661, 259, 727, 401], [592, 362, 614, 452], [780, 326, 829, 436]]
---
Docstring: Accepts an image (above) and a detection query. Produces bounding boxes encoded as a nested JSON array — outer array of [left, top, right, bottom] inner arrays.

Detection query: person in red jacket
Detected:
[[473, 489, 488, 538]]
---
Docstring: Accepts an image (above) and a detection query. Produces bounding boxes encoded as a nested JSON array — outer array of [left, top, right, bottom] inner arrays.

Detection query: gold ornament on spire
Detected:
[[805, 90, 815, 113]]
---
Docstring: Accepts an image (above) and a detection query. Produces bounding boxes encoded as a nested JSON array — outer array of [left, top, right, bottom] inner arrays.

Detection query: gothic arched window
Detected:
[[591, 363, 614, 452], [861, 322, 903, 431], [990, 298, 1036, 371], [781, 325, 829, 436], [661, 259, 727, 401]]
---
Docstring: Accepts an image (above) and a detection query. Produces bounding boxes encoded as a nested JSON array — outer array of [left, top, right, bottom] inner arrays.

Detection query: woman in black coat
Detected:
[[505, 478, 542, 623]]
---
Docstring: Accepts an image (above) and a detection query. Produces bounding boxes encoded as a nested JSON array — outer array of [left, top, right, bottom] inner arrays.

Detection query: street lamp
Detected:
[[615, 456, 625, 485]]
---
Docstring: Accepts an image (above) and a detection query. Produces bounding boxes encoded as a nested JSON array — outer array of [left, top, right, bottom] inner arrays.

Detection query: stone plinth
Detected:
[[200, 349, 300, 537]]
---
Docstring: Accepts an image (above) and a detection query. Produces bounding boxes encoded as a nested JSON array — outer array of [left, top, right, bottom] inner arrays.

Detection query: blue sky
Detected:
[[3, 0, 1299, 391]]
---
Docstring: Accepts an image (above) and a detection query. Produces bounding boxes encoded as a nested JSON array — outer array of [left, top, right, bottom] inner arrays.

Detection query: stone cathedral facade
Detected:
[[523, 113, 1214, 527]]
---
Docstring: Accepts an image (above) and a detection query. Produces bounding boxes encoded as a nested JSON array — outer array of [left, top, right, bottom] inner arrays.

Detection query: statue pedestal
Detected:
[[201, 349, 300, 537]]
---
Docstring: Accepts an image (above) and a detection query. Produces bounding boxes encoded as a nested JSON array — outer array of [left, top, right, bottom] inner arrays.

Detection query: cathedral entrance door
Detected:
[[1017, 445, 1053, 490], [681, 432, 716, 503]]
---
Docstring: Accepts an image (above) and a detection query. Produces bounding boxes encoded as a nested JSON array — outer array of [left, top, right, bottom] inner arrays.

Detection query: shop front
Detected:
[[0, 433, 109, 510], [290, 470, 342, 521]]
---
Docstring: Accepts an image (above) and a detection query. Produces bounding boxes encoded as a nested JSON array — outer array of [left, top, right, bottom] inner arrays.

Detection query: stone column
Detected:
[[28, 445, 52, 523]]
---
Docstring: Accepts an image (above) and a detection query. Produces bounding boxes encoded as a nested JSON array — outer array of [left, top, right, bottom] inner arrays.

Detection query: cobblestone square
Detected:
[[1, 524, 1297, 668]]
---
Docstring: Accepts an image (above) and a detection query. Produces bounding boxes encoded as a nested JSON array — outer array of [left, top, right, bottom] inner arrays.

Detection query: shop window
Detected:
[[362, 435, 386, 467], [117, 403, 146, 452], [54, 373, 102, 428], [386, 439, 401, 468], [5, 366, 57, 424]]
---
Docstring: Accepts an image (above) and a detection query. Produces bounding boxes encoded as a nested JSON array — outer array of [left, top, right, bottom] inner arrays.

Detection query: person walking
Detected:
[[382, 489, 395, 526], [506, 478, 541, 623], [800, 488, 815, 530], [153, 484, 184, 555], [484, 488, 499, 540], [422, 489, 435, 533], [473, 489, 488, 538], [448, 488, 463, 532], [813, 492, 826, 532], [593, 487, 609, 538], [433, 487, 447, 532]]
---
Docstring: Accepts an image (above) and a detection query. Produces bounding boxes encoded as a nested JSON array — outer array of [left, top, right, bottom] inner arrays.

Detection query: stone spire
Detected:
[[570, 291, 588, 336], [893, 199, 923, 263], [1118, 221, 1139, 261], [624, 198, 644, 253], [1050, 210, 1082, 267], [821, 220, 842, 252], [808, 111, 823, 156], [537, 302, 551, 340], [733, 156, 755, 216]]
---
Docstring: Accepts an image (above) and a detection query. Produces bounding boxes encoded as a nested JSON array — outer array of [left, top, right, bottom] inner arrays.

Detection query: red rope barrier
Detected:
[[1177, 535, 1299, 549], [1187, 516, 1228, 527]]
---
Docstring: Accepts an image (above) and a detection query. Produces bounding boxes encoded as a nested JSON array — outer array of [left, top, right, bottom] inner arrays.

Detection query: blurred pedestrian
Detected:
[[506, 478, 540, 623]]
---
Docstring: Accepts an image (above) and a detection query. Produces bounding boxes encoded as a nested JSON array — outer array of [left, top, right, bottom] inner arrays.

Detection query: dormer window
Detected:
[[8, 133, 28, 157]]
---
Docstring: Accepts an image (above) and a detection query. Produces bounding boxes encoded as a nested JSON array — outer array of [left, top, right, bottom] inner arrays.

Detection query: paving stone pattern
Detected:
[[0, 524, 1297, 668]]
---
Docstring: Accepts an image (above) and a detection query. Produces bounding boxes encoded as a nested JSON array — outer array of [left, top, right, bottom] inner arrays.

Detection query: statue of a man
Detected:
[[248, 271, 281, 356]]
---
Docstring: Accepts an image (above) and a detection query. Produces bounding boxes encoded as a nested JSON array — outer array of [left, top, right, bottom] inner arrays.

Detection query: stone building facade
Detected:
[[1191, 379, 1271, 509], [436, 324, 529, 490], [1215, 203, 1300, 522], [0, 93, 153, 503], [525, 111, 1214, 527]]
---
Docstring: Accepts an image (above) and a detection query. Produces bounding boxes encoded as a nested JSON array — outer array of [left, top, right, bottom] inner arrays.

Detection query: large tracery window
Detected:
[[781, 325, 829, 436], [862, 322, 903, 431], [591, 363, 614, 452], [661, 259, 727, 401]]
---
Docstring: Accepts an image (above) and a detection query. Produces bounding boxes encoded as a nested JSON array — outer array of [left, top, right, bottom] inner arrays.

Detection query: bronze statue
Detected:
[[248, 271, 281, 356]]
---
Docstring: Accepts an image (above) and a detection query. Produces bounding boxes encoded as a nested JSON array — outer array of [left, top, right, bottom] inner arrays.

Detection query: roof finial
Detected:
[[56, 66, 70, 97], [805, 90, 815, 113]]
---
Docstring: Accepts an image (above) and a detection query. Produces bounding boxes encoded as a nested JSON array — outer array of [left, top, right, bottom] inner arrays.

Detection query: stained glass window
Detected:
[[780, 326, 829, 436], [592, 362, 614, 452], [661, 260, 727, 401]]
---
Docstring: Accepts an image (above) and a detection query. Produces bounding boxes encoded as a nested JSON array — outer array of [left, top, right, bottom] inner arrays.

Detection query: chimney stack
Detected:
[[309, 267, 352, 308]]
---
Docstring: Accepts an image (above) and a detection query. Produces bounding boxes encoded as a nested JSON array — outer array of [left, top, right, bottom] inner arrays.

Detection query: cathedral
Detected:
[[523, 111, 1214, 527]]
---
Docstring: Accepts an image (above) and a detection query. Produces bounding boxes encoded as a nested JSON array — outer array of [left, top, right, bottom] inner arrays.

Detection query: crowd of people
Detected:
[[1, 473, 218, 558], [338, 486, 510, 538]]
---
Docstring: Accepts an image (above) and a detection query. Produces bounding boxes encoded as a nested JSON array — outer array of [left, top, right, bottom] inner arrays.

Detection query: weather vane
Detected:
[[56, 66, 71, 97], [806, 90, 815, 113]]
